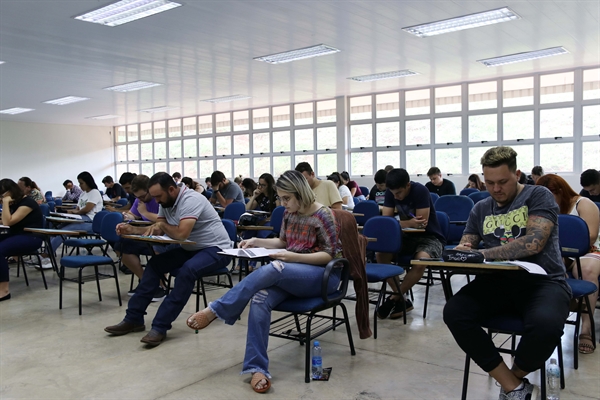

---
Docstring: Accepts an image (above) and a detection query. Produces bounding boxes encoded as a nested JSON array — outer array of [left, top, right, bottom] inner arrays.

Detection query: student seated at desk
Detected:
[[241, 178, 257, 202], [0, 179, 44, 301], [181, 177, 209, 199], [368, 169, 387, 206], [465, 174, 486, 191], [186, 170, 341, 393], [295, 162, 342, 210], [18, 177, 45, 205], [340, 171, 365, 201], [102, 175, 127, 202], [209, 170, 245, 206], [425, 167, 456, 196], [105, 173, 136, 212], [443, 146, 570, 399], [327, 172, 354, 210], [62, 179, 83, 202], [580, 169, 600, 202], [246, 173, 279, 213]]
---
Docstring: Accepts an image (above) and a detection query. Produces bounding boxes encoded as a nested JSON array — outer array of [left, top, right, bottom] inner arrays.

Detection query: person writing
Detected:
[[246, 173, 279, 213]]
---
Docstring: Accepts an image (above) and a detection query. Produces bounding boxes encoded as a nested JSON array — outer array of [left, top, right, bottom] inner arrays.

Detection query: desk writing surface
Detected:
[[50, 212, 83, 220], [24, 228, 84, 235], [122, 234, 196, 245], [411, 260, 520, 271], [218, 248, 285, 259], [246, 209, 271, 216], [237, 225, 274, 231], [47, 217, 91, 224]]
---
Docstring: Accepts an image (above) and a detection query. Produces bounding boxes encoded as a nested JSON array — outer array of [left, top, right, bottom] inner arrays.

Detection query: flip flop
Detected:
[[186, 309, 215, 330], [578, 334, 595, 354], [251, 372, 271, 393]]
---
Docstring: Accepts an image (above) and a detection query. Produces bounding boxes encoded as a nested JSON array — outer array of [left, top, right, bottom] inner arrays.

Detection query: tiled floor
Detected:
[[1, 257, 599, 399]]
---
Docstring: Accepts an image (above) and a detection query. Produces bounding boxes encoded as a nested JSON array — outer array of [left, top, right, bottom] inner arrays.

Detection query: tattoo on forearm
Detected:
[[482, 215, 553, 260], [459, 234, 481, 248]]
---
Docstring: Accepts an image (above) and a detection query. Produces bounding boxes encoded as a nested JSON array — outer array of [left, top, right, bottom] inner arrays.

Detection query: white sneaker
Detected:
[[39, 258, 54, 270]]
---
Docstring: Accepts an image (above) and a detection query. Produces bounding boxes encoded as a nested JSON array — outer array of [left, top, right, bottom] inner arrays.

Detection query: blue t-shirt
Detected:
[[383, 181, 445, 244]]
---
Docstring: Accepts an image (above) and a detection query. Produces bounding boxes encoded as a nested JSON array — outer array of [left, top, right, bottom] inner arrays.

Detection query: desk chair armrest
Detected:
[[321, 258, 350, 306]]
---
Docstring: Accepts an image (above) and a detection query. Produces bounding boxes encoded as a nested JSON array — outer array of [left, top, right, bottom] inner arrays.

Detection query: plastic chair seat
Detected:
[[366, 264, 405, 282], [64, 238, 106, 247], [275, 290, 343, 312], [566, 278, 598, 297], [60, 255, 113, 268]]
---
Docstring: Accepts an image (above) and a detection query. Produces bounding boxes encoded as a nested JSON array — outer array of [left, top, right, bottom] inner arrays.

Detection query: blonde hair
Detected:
[[480, 146, 518, 172], [276, 170, 315, 208]]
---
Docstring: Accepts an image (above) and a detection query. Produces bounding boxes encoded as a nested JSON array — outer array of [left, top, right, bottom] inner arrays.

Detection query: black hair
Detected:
[[63, 179, 73, 186], [386, 168, 410, 190], [339, 171, 350, 182], [77, 171, 98, 190], [210, 171, 226, 187], [531, 166, 544, 176], [0, 178, 24, 201], [241, 178, 257, 197], [149, 172, 177, 191], [256, 173, 277, 212], [427, 167, 441, 177], [102, 176, 114, 184], [327, 172, 342, 185], [581, 169, 600, 186], [131, 174, 150, 193], [294, 162, 314, 174], [205, 177, 211, 184], [181, 177, 198, 190], [119, 172, 137, 186], [172, 172, 182, 179], [374, 169, 387, 184]]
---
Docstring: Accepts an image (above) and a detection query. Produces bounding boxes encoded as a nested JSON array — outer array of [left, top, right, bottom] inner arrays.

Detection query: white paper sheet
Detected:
[[50, 212, 83, 220], [218, 247, 285, 259], [484, 260, 547, 275]]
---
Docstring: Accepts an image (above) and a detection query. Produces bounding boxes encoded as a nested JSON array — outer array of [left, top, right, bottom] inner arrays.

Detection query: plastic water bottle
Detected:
[[311, 341, 323, 379], [546, 358, 560, 400]]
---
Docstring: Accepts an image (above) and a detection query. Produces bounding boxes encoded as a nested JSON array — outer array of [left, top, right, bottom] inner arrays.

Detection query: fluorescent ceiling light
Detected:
[[0, 61, 5, 65], [478, 46, 568, 67], [202, 95, 252, 103], [86, 114, 121, 120], [403, 7, 520, 38], [104, 80, 162, 92], [43, 96, 90, 105], [74, 0, 182, 27], [348, 70, 419, 82], [254, 44, 340, 64], [140, 106, 178, 113], [0, 108, 34, 115]]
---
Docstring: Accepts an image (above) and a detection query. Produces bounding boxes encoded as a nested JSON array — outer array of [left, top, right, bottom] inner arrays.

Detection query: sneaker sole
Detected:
[[151, 296, 166, 302], [390, 305, 414, 320]]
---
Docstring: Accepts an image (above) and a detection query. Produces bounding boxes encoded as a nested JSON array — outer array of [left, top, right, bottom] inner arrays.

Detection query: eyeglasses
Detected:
[[257, 184, 266, 188], [134, 192, 149, 200]]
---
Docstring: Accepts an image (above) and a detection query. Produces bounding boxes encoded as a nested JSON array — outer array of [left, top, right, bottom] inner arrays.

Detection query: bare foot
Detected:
[[186, 308, 216, 330]]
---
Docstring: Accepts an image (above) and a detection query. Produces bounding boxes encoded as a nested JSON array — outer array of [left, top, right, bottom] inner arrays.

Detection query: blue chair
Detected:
[[353, 200, 379, 227], [353, 196, 362, 206], [362, 216, 406, 338], [459, 188, 479, 196], [594, 202, 600, 211], [115, 198, 128, 207], [54, 198, 62, 206], [244, 197, 250, 204], [59, 212, 123, 315], [223, 202, 246, 222], [39, 203, 50, 229], [468, 191, 491, 204], [62, 210, 110, 256], [268, 206, 285, 236], [430, 192, 440, 205], [558, 214, 598, 369], [435, 196, 474, 246], [359, 186, 370, 199], [44, 191, 52, 198], [47, 201, 55, 213]]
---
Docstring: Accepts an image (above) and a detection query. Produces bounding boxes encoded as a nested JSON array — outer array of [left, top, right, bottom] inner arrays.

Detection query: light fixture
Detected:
[[139, 106, 178, 113], [43, 96, 90, 105], [104, 80, 162, 92], [202, 95, 252, 103], [254, 44, 340, 64], [74, 0, 182, 27], [348, 70, 419, 82], [0, 61, 5, 65], [402, 7, 520, 38], [86, 114, 121, 120], [0, 108, 34, 115], [477, 47, 568, 67]]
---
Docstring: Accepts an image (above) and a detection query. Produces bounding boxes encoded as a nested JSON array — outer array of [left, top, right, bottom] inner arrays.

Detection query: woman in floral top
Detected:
[[18, 177, 45, 205]]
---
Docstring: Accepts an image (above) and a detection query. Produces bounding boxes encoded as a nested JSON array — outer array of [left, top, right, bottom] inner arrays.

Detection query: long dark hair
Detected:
[[256, 173, 277, 212], [0, 178, 25, 201], [77, 171, 98, 191], [19, 177, 40, 190], [466, 174, 486, 191], [181, 177, 199, 190], [241, 178, 257, 197]]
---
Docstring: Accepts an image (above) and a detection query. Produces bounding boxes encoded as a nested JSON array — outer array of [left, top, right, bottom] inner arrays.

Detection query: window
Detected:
[[183, 117, 196, 136], [154, 121, 166, 139], [317, 154, 337, 177], [168, 119, 181, 137], [216, 159, 231, 177], [316, 99, 336, 123], [116, 164, 127, 177], [317, 127, 336, 150], [435, 85, 461, 113], [140, 143, 153, 160], [469, 114, 497, 142], [273, 131, 290, 152], [540, 143, 573, 172], [234, 158, 250, 178], [435, 148, 462, 174], [128, 144, 139, 161], [503, 111, 533, 140], [350, 124, 372, 148], [376, 122, 400, 147], [127, 124, 138, 141], [273, 156, 290, 177], [273, 106, 290, 128], [435, 117, 461, 144], [154, 162, 167, 173], [140, 123, 152, 140], [351, 152, 372, 176], [116, 145, 127, 162], [233, 111, 249, 131], [169, 140, 182, 158], [169, 161, 181, 174], [141, 163, 153, 176], [198, 138, 213, 157], [199, 160, 214, 178], [116, 126, 126, 143], [582, 141, 600, 170], [469, 81, 497, 110], [294, 154, 314, 170], [198, 115, 212, 135], [295, 128, 314, 151], [154, 142, 166, 159], [583, 68, 600, 100], [253, 132, 270, 153], [183, 139, 197, 158], [503, 76, 533, 107], [540, 72, 574, 104], [216, 136, 231, 156], [468, 147, 487, 173], [406, 119, 430, 145], [583, 105, 600, 136], [294, 102, 313, 125], [233, 134, 250, 155], [184, 160, 197, 179], [377, 151, 400, 171], [253, 108, 270, 130], [216, 113, 231, 133], [350, 96, 372, 121], [405, 149, 431, 175], [254, 157, 270, 177], [405, 89, 430, 116], [510, 145, 534, 173], [376, 93, 399, 118], [127, 163, 139, 174], [540, 108, 573, 138]]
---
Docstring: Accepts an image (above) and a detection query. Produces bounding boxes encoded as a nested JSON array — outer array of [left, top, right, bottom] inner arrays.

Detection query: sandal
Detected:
[[578, 334, 596, 354], [250, 372, 271, 393], [186, 309, 216, 330]]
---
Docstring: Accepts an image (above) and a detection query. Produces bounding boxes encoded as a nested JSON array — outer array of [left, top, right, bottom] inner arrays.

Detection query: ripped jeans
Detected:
[[209, 261, 341, 378]]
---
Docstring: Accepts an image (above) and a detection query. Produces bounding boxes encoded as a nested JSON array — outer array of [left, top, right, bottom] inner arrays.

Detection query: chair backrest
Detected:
[[100, 212, 124, 243], [353, 196, 362, 205], [557, 214, 590, 258], [205, 189, 213, 198], [363, 216, 402, 254], [223, 202, 246, 221], [244, 197, 250, 204], [116, 198, 128, 207], [430, 192, 440, 205], [468, 191, 491, 204], [221, 219, 238, 244], [92, 210, 110, 234], [54, 198, 62, 206], [595, 202, 600, 211], [46, 201, 55, 212], [436, 211, 450, 242], [44, 191, 53, 198], [39, 203, 50, 217], [460, 188, 479, 196], [359, 186, 370, 198], [353, 200, 379, 226], [269, 206, 286, 236], [434, 195, 475, 244]]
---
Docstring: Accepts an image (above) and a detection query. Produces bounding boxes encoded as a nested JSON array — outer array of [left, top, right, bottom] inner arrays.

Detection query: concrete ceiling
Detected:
[[0, 0, 598, 127]]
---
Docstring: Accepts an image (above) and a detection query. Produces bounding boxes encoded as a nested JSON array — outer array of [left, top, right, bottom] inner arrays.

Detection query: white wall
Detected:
[[0, 120, 114, 197]]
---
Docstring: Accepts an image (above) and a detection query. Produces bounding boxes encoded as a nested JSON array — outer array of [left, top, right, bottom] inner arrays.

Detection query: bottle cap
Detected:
[[314, 341, 319, 346], [550, 358, 557, 363]]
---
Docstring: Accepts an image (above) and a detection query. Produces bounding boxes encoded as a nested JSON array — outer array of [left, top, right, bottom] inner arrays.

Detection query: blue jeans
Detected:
[[0, 234, 43, 282], [50, 215, 93, 253], [124, 246, 229, 334], [210, 261, 341, 378]]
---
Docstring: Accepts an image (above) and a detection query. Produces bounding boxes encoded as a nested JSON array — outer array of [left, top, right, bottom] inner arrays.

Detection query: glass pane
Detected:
[[541, 71, 574, 104], [469, 81, 497, 110], [540, 143, 573, 172], [116, 126, 126, 143], [140, 143, 153, 160], [273, 156, 290, 177], [141, 163, 153, 176], [198, 115, 212, 135], [294, 154, 314, 170], [350, 96, 372, 121], [140, 123, 152, 140], [199, 138, 213, 157], [317, 99, 336, 123], [350, 124, 372, 148], [216, 136, 231, 155], [503, 111, 533, 140], [128, 163, 139, 175], [127, 144, 139, 161], [510, 145, 534, 173], [116, 164, 127, 178], [468, 148, 485, 173], [169, 161, 182, 174], [503, 76, 533, 107], [294, 102, 313, 125], [273, 130, 290, 152], [273, 106, 290, 128], [253, 157, 270, 177], [295, 128, 314, 151], [583, 68, 600, 100], [169, 140, 182, 158], [216, 112, 231, 133], [216, 159, 232, 178], [154, 142, 166, 159], [435, 148, 462, 174], [376, 122, 400, 147], [435, 85, 461, 113], [154, 162, 167, 173], [582, 141, 600, 170], [376, 151, 400, 171], [317, 127, 336, 150], [317, 154, 337, 177], [183, 117, 196, 136], [233, 110, 249, 132], [127, 124, 138, 141], [405, 89, 430, 116], [350, 152, 372, 176], [583, 105, 600, 136], [406, 119, 430, 145], [234, 134, 250, 155], [253, 108, 270, 130], [184, 160, 198, 179], [234, 158, 250, 178], [183, 139, 197, 158], [168, 119, 181, 137], [469, 114, 497, 142], [253, 132, 270, 153], [405, 149, 431, 175], [540, 108, 573, 138], [154, 121, 166, 139], [376, 92, 399, 118], [199, 160, 214, 178], [435, 117, 462, 143], [116, 145, 127, 162]]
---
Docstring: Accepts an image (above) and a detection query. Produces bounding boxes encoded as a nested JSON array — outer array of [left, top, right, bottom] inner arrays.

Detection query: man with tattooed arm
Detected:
[[443, 146, 570, 400]]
